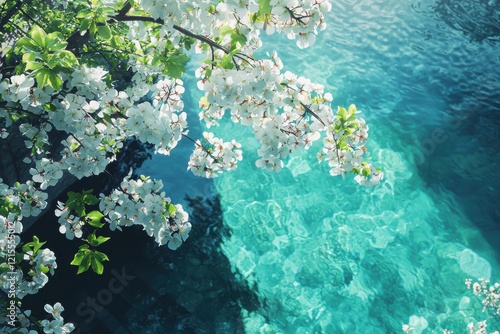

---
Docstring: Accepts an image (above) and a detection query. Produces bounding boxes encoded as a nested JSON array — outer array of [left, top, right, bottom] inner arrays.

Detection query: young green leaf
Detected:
[[38, 264, 50, 274], [70, 252, 85, 266], [97, 25, 112, 40], [87, 210, 104, 228], [94, 250, 109, 263], [91, 256, 104, 274], [258, 0, 272, 15], [30, 26, 47, 48], [167, 203, 176, 217], [76, 253, 92, 274], [221, 54, 235, 70], [35, 68, 63, 91], [31, 236, 46, 253], [95, 236, 110, 246]]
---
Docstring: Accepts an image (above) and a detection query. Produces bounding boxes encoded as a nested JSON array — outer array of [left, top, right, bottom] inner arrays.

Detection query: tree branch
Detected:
[[0, 0, 23, 32]]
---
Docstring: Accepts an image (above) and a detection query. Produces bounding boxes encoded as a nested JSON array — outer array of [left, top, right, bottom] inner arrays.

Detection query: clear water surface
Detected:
[[138, 0, 500, 332]]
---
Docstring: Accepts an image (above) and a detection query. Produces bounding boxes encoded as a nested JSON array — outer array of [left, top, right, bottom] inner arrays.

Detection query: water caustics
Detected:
[[210, 0, 500, 333]]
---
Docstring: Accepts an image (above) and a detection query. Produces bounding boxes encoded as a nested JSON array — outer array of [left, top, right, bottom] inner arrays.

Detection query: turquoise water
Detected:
[[139, 0, 500, 333]]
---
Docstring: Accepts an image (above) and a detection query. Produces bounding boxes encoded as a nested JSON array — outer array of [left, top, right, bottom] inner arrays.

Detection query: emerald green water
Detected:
[[137, 0, 500, 332]]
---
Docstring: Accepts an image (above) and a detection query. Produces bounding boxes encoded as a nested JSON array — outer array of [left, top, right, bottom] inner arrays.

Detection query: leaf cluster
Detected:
[[16, 26, 79, 90], [63, 190, 111, 275]]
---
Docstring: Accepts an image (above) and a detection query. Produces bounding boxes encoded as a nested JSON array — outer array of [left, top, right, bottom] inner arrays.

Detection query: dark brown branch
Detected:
[[301, 102, 326, 126], [0, 0, 23, 31], [116, 0, 132, 17]]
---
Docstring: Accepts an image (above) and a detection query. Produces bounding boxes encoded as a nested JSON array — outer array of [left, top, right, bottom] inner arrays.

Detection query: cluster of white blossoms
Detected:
[[0, 214, 53, 296], [54, 202, 85, 240], [0, 64, 191, 181], [265, 0, 332, 48], [0, 178, 70, 331], [465, 321, 500, 334], [466, 278, 500, 315], [125, 79, 188, 155], [29, 158, 64, 191], [97, 173, 192, 250], [1, 303, 73, 334], [188, 132, 243, 177], [403, 279, 500, 334], [195, 50, 382, 183], [0, 179, 48, 218], [14, 248, 57, 298], [0, 213, 69, 333], [40, 303, 75, 334], [405, 322, 500, 334], [138, 0, 329, 49]]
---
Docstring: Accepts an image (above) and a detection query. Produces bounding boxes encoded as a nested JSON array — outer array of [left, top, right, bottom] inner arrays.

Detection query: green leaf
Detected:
[[205, 67, 212, 79], [86, 232, 97, 246], [15, 253, 23, 263], [46, 55, 59, 70], [258, 0, 272, 15], [91, 256, 104, 274], [58, 50, 79, 68], [167, 203, 176, 217], [0, 263, 11, 275], [95, 236, 110, 245], [22, 236, 46, 254], [35, 68, 62, 91], [221, 54, 235, 70], [337, 107, 347, 122], [0, 198, 20, 216], [230, 32, 247, 50], [88, 220, 104, 228], [70, 252, 85, 266], [30, 26, 47, 48], [165, 53, 189, 78], [25, 61, 43, 71], [45, 32, 67, 51], [16, 37, 39, 51], [347, 104, 357, 121], [44, 103, 57, 112], [94, 250, 109, 262], [183, 36, 195, 50], [38, 264, 49, 274], [31, 236, 46, 253], [77, 255, 92, 274], [82, 190, 98, 205], [22, 52, 36, 63], [89, 22, 98, 35], [80, 18, 92, 32], [66, 191, 82, 210], [76, 10, 93, 19], [66, 190, 97, 217], [87, 210, 104, 228], [97, 24, 112, 40]]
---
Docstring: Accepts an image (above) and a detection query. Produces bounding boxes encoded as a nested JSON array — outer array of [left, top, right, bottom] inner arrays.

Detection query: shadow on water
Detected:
[[414, 74, 500, 262], [414, 64, 500, 256], [433, 0, 500, 42], [406, 0, 500, 262], [19, 142, 260, 333]]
